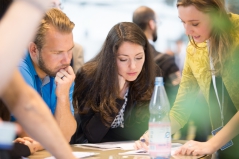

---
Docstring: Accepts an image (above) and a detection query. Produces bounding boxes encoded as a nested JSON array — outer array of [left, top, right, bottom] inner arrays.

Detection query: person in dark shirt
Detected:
[[132, 6, 181, 106], [72, 22, 159, 143]]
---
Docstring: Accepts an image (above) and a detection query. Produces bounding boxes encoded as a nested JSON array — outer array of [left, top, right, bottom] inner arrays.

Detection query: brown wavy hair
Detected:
[[73, 22, 157, 126], [177, 0, 234, 75]]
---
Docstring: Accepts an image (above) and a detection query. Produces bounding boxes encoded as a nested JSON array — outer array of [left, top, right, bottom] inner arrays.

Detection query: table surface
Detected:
[[28, 146, 212, 159], [28, 141, 212, 159]]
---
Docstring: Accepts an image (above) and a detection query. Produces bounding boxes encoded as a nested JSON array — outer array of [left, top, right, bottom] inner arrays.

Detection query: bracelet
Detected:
[[16, 0, 47, 13]]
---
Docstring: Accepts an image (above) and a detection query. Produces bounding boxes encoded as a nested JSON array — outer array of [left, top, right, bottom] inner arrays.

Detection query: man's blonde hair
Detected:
[[34, 8, 75, 50]]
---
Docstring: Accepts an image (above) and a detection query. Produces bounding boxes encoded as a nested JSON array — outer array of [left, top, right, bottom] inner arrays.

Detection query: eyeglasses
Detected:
[[50, 3, 64, 10], [153, 19, 162, 26]]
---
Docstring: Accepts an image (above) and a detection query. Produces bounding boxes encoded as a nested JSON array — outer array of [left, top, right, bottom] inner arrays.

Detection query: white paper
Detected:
[[119, 149, 149, 155], [22, 152, 98, 159], [44, 152, 98, 159], [74, 141, 135, 150], [119, 143, 205, 159], [119, 143, 183, 156]]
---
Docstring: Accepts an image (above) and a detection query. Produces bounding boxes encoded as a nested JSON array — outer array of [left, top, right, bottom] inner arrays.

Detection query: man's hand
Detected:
[[55, 66, 75, 99], [54, 66, 76, 141]]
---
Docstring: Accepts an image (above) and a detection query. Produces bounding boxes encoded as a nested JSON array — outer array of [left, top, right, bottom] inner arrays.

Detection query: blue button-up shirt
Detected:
[[18, 53, 74, 115]]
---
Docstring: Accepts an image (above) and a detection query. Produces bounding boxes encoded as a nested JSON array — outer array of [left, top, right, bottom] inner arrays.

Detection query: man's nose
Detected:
[[62, 52, 72, 64]]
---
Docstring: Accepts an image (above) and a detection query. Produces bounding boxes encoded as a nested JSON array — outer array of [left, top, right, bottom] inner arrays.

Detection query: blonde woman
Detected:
[[136, 0, 239, 158]]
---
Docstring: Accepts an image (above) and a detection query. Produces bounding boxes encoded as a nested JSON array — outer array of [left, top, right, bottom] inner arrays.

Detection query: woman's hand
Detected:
[[174, 140, 216, 156], [14, 137, 39, 154], [134, 130, 149, 150], [118, 74, 128, 98], [118, 74, 126, 91]]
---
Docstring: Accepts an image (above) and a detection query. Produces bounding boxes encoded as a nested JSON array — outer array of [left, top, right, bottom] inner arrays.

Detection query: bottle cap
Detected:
[[155, 77, 163, 85]]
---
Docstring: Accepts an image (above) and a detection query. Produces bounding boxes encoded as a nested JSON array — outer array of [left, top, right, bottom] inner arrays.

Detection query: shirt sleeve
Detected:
[[80, 109, 110, 143], [69, 82, 75, 115], [7, 143, 31, 158], [80, 99, 124, 143], [169, 45, 200, 128], [18, 64, 34, 88]]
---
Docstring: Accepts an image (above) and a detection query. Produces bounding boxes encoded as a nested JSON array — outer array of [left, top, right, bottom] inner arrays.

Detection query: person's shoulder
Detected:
[[152, 45, 170, 61], [229, 13, 239, 44], [73, 42, 83, 52], [19, 55, 29, 69], [74, 42, 83, 48], [186, 41, 207, 55], [18, 54, 36, 86], [155, 52, 173, 62], [230, 13, 239, 27], [154, 51, 163, 59], [18, 54, 34, 76], [186, 42, 195, 54]]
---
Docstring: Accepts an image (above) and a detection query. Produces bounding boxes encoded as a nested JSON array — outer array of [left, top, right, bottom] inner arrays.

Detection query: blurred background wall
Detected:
[[61, 0, 186, 62]]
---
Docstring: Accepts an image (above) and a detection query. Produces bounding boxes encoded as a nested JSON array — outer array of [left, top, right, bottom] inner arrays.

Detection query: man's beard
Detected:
[[152, 29, 158, 42], [38, 54, 57, 77]]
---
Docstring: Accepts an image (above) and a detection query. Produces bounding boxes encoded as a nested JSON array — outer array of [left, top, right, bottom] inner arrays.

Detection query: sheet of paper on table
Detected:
[[45, 152, 98, 159], [119, 143, 204, 159], [119, 143, 182, 155], [22, 152, 98, 159], [74, 141, 135, 150]]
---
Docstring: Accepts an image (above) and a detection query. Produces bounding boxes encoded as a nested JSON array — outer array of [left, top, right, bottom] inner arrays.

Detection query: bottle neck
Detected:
[[154, 83, 163, 87]]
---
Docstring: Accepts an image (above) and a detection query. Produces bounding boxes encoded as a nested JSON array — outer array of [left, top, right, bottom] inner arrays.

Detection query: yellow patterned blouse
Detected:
[[170, 13, 239, 130]]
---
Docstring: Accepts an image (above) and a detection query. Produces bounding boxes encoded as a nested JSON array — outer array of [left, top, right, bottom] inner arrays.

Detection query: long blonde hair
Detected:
[[177, 0, 234, 75]]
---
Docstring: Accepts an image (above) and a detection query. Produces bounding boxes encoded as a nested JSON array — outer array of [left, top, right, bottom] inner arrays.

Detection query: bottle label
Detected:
[[149, 122, 171, 157]]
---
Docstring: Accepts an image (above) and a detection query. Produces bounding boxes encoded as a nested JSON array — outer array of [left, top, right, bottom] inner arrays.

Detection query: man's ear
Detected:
[[28, 42, 38, 57], [148, 19, 156, 31]]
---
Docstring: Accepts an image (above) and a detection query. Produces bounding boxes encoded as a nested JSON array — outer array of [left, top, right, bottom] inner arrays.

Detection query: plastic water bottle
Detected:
[[148, 77, 171, 159]]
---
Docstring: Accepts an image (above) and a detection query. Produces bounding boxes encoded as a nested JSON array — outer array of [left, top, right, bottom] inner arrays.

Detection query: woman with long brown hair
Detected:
[[73, 22, 158, 143], [135, 0, 239, 158]]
